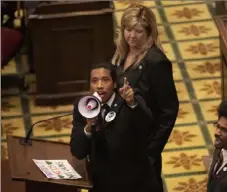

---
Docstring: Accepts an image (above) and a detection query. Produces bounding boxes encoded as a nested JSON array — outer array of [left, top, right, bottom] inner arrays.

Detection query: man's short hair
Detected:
[[89, 62, 116, 83], [218, 100, 227, 118]]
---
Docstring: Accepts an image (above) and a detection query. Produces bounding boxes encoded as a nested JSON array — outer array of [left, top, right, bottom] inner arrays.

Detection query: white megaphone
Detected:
[[78, 92, 102, 119]]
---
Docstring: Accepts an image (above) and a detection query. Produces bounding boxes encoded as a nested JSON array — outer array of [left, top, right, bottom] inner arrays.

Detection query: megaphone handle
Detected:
[[92, 124, 100, 132], [85, 123, 98, 135]]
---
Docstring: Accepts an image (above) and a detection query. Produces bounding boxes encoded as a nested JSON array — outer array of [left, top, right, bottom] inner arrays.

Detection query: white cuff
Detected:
[[128, 102, 138, 109]]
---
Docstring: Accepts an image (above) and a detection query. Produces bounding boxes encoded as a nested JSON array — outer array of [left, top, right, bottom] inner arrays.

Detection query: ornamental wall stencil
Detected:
[[37, 118, 72, 132], [185, 43, 218, 55], [178, 24, 211, 36], [2, 101, 17, 112], [172, 7, 203, 19], [207, 105, 219, 116], [168, 130, 197, 145], [200, 81, 221, 96], [1, 123, 19, 137], [192, 62, 220, 74], [166, 153, 202, 170], [173, 178, 207, 192], [177, 108, 190, 119]]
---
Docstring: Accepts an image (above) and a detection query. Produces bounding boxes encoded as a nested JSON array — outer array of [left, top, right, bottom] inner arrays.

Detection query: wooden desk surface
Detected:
[[7, 135, 92, 190], [1, 159, 25, 192]]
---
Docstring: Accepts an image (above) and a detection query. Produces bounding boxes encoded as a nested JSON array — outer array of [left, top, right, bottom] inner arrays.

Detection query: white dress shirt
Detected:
[[216, 149, 227, 174]]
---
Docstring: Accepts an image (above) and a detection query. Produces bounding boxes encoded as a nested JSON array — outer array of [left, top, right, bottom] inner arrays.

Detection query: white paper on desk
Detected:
[[33, 159, 82, 179]]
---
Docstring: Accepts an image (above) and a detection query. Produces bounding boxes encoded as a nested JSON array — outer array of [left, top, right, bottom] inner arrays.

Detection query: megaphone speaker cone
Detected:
[[78, 95, 101, 119]]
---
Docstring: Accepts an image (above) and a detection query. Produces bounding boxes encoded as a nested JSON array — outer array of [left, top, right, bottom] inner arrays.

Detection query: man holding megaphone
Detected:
[[70, 63, 159, 192]]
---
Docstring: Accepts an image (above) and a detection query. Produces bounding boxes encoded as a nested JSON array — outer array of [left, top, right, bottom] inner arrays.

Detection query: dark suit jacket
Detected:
[[115, 45, 179, 159], [207, 149, 227, 192], [70, 93, 160, 192]]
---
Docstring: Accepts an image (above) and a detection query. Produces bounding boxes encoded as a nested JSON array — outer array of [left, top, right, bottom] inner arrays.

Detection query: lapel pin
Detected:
[[139, 65, 142, 70], [114, 103, 117, 107], [223, 167, 227, 172], [105, 111, 116, 122]]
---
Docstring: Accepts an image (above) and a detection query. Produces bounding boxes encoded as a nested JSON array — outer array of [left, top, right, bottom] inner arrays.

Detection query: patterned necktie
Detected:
[[102, 103, 110, 120], [213, 151, 223, 176], [95, 104, 110, 131]]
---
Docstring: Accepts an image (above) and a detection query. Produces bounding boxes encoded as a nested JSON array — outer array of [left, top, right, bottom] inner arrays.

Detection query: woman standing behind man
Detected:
[[112, 4, 179, 191]]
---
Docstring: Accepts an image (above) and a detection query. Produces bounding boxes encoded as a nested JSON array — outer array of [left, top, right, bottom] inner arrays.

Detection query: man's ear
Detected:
[[114, 82, 117, 89]]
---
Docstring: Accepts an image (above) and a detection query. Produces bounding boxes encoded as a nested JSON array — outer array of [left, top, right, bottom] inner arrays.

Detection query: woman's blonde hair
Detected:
[[112, 4, 163, 66]]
